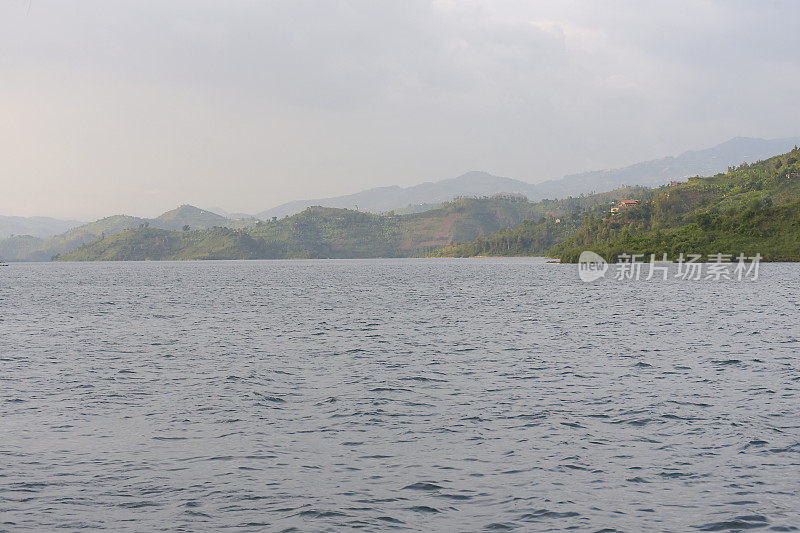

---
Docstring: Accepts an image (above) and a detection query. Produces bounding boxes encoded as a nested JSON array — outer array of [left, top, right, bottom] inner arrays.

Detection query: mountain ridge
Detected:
[[3, 136, 799, 262], [0, 215, 84, 239], [56, 190, 643, 261], [253, 136, 800, 219], [433, 146, 800, 260], [0, 205, 255, 262], [255, 171, 534, 219]]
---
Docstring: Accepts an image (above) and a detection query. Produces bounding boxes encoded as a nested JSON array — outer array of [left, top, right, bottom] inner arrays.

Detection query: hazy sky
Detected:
[[2, 0, 799, 219]]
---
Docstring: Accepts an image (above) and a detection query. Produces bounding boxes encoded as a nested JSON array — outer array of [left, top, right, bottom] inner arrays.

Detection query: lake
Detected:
[[2, 258, 799, 531]]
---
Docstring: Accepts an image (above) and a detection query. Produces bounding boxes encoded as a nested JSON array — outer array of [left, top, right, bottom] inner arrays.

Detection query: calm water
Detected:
[[1, 259, 799, 532]]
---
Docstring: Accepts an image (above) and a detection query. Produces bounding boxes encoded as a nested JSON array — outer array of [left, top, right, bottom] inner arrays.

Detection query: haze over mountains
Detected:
[[0, 215, 84, 240], [59, 188, 646, 261], [254, 136, 800, 218], [0, 206, 250, 262], [56, 143, 800, 262], [1, 136, 799, 262]]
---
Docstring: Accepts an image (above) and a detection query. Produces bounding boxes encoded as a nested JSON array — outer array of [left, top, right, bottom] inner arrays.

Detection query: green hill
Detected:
[[17, 147, 800, 263], [550, 147, 800, 261], [429, 187, 651, 257], [0, 206, 260, 261], [57, 195, 574, 261], [1, 214, 147, 261], [152, 205, 230, 231], [60, 227, 272, 261], [429, 148, 800, 261]]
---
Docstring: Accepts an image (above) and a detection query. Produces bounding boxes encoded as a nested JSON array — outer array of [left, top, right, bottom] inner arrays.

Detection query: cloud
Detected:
[[0, 0, 799, 218]]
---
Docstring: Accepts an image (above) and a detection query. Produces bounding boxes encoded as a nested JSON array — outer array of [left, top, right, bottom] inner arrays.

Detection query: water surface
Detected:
[[1, 259, 799, 531]]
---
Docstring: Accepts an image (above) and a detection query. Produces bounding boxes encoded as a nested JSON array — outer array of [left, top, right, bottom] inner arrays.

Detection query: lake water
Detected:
[[2, 258, 799, 531]]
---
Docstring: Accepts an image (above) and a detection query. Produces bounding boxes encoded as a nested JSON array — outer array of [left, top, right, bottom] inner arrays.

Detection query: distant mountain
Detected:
[[0, 214, 148, 261], [154, 205, 230, 230], [205, 207, 253, 220], [0, 215, 83, 239], [256, 171, 537, 219], [0, 205, 255, 261], [530, 136, 800, 199], [255, 136, 800, 218]]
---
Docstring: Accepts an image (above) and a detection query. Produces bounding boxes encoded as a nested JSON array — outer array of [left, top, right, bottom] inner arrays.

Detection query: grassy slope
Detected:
[[61, 228, 271, 261], [7, 215, 147, 261], [152, 205, 230, 231]]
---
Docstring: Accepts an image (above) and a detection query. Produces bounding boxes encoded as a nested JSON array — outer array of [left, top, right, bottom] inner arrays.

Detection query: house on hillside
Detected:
[[618, 200, 639, 209], [670, 180, 682, 187]]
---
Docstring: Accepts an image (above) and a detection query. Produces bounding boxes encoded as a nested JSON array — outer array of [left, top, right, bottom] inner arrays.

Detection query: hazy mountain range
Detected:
[[2, 136, 799, 262], [252, 172, 532, 219], [57, 188, 646, 261], [435, 146, 800, 261], [0, 205, 252, 262], [532, 136, 800, 199], [17, 138, 800, 262], [0, 215, 84, 240], [253, 136, 800, 218]]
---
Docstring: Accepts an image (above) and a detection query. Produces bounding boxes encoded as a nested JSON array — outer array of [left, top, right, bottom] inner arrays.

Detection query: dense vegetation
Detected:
[[430, 187, 651, 257], [432, 147, 800, 261], [550, 147, 800, 261]]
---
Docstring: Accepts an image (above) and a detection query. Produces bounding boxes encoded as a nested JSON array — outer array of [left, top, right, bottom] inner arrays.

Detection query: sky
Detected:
[[1, 0, 799, 220]]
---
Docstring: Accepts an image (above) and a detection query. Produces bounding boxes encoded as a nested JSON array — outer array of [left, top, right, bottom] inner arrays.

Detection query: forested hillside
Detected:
[[11, 148, 800, 262], [0, 206, 254, 261], [56, 194, 622, 261], [430, 187, 651, 257], [551, 147, 800, 261], [431, 147, 800, 261]]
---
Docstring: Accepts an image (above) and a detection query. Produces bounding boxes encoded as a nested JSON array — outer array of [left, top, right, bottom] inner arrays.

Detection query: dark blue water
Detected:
[[2, 259, 799, 531]]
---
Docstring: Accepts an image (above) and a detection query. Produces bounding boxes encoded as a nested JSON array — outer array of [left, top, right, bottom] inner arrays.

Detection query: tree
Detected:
[[182, 225, 190, 231]]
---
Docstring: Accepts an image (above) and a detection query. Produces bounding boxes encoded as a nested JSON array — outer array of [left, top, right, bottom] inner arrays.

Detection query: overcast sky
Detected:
[[2, 0, 799, 219]]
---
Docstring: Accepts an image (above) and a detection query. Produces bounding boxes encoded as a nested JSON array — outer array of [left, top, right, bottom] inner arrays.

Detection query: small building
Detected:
[[619, 200, 639, 209], [610, 207, 619, 214], [670, 180, 682, 187]]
